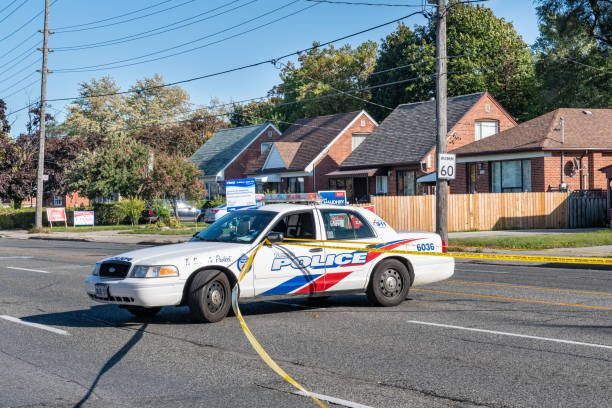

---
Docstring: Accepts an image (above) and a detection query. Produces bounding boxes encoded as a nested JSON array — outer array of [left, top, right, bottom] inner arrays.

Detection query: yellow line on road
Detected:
[[0, 249, 98, 261], [412, 289, 612, 310], [446, 280, 612, 297]]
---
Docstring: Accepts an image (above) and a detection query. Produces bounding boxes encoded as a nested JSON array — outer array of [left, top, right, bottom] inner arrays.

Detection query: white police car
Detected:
[[85, 194, 454, 323]]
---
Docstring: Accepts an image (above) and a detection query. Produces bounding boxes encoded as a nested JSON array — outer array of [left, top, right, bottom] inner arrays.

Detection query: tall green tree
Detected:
[[68, 133, 150, 200], [369, 2, 538, 121], [534, 0, 611, 111], [271, 41, 378, 125]]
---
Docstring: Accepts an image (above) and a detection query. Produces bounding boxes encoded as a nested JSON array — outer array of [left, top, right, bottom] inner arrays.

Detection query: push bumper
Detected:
[[85, 275, 184, 307]]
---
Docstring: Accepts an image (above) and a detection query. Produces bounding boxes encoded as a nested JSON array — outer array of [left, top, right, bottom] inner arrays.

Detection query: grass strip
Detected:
[[449, 229, 612, 250]]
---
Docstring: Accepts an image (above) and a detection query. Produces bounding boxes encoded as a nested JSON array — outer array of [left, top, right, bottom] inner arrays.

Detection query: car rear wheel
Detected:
[[366, 259, 410, 307], [187, 270, 231, 323], [125, 306, 161, 318]]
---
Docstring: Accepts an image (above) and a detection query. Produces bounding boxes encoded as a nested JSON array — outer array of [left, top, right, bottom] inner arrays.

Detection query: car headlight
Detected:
[[129, 265, 178, 278], [92, 263, 101, 276]]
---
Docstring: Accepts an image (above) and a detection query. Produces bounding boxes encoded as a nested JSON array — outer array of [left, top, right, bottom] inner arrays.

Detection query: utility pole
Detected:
[[434, 0, 448, 242], [35, 0, 51, 230]]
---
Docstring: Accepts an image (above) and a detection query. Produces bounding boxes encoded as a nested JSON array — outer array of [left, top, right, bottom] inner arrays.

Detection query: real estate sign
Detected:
[[318, 190, 347, 206], [226, 178, 257, 212], [74, 210, 95, 226], [46, 207, 67, 228]]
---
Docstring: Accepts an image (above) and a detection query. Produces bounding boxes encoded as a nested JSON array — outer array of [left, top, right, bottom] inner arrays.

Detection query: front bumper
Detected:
[[85, 275, 184, 307]]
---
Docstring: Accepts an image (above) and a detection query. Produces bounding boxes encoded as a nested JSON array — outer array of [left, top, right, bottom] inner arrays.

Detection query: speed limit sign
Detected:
[[438, 153, 456, 180]]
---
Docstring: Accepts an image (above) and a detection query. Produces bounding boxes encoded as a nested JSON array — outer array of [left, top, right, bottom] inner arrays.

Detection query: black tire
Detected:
[[366, 259, 410, 307], [125, 306, 161, 318], [187, 270, 231, 323], [197, 214, 205, 223]]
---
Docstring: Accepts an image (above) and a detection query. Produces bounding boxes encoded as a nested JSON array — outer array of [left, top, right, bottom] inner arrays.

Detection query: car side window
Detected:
[[321, 210, 375, 240], [271, 211, 315, 240]]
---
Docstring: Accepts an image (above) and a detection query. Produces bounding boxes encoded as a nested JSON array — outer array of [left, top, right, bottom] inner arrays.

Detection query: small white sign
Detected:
[[438, 153, 456, 180], [226, 178, 256, 212], [43, 174, 49, 181]]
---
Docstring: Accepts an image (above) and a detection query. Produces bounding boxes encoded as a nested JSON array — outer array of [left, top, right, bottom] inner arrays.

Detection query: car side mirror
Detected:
[[266, 232, 284, 244]]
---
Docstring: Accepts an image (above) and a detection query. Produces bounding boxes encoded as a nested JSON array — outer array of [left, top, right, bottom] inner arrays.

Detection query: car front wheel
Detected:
[[366, 259, 410, 307], [187, 270, 231, 323]]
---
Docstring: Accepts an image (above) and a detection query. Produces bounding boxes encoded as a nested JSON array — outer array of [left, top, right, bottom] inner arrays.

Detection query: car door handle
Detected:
[[366, 244, 379, 248], [309, 248, 323, 253]]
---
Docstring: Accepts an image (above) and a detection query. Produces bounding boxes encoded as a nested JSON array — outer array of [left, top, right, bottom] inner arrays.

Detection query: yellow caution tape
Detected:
[[275, 240, 612, 266], [232, 239, 328, 408], [231, 236, 611, 408]]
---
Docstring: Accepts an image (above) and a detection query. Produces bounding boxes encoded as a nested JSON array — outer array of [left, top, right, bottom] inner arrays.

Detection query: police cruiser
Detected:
[[85, 194, 454, 323]]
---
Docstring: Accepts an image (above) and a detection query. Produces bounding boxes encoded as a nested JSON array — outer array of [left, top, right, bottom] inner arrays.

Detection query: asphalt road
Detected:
[[0, 237, 610, 408]]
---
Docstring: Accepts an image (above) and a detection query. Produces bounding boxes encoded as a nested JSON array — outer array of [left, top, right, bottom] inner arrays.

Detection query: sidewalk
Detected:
[[0, 229, 192, 245]]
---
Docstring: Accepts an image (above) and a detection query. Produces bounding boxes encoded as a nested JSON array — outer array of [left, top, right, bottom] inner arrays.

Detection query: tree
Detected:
[[68, 133, 150, 200], [369, 2, 539, 121], [0, 99, 12, 202], [0, 134, 37, 208], [271, 41, 378, 125], [44, 136, 87, 200], [58, 76, 128, 137], [143, 153, 203, 219], [533, 0, 611, 111]]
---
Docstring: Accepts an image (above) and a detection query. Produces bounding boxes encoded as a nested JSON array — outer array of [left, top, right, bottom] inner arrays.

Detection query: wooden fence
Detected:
[[360, 192, 606, 232]]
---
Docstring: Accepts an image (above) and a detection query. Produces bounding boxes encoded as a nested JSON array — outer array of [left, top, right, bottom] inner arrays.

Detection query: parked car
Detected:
[[198, 203, 227, 223], [142, 200, 202, 222]]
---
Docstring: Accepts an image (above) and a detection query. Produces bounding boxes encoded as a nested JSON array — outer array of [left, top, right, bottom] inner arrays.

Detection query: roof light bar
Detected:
[[262, 193, 323, 204]]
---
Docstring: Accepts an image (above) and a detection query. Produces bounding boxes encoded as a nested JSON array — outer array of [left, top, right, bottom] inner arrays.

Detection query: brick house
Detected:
[[450, 109, 612, 193], [17, 192, 90, 208], [190, 123, 281, 197], [338, 92, 517, 197], [247, 110, 378, 200]]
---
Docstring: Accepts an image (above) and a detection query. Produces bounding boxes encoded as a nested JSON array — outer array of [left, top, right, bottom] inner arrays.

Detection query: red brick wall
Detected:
[[65, 192, 89, 207], [313, 112, 377, 191], [223, 125, 281, 181]]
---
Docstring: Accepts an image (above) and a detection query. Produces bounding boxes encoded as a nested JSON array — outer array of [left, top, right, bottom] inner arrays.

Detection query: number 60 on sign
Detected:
[[438, 154, 456, 180]]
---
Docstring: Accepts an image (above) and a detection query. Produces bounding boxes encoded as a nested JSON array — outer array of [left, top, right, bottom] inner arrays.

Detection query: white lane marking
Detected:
[[0, 256, 32, 259], [293, 391, 374, 408], [408, 320, 612, 350], [0, 315, 69, 336], [5, 266, 50, 274]]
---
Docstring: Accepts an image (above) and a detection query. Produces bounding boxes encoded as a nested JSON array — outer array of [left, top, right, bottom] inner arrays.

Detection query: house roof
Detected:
[[341, 92, 487, 168], [249, 110, 366, 174], [451, 108, 612, 156], [190, 123, 273, 177]]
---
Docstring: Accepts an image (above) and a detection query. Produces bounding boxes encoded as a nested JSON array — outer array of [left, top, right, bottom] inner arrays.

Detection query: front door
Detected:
[[318, 209, 381, 292], [253, 210, 324, 296]]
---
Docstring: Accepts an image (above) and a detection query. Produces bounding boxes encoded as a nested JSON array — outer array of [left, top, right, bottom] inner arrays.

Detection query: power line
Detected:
[[0, 70, 39, 95], [54, 0, 256, 52], [0, 56, 41, 85], [305, 0, 427, 6], [0, 0, 20, 15], [0, 0, 58, 43], [0, 31, 38, 60], [0, 0, 29, 25], [52, 0, 196, 33], [0, 47, 38, 71], [6, 12, 424, 116], [53, 0, 312, 72]]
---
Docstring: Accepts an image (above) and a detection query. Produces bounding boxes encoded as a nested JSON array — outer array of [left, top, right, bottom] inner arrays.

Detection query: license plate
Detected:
[[95, 284, 109, 299]]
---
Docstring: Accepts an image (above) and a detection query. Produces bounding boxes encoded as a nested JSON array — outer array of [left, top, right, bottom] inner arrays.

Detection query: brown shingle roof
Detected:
[[451, 108, 612, 156], [249, 110, 364, 173]]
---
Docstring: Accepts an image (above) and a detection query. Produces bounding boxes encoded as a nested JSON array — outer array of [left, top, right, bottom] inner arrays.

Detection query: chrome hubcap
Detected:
[[379, 269, 402, 298], [207, 281, 224, 313]]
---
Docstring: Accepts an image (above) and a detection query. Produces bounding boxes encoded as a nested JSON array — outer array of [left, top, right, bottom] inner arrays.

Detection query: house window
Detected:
[[475, 121, 499, 141], [329, 178, 354, 200], [287, 177, 304, 193], [375, 176, 388, 194], [53, 195, 63, 207], [351, 133, 369, 151], [360, 119, 366, 127], [267, 130, 273, 137], [397, 171, 416, 196], [261, 142, 272, 154], [491, 160, 532, 192], [467, 163, 478, 194]]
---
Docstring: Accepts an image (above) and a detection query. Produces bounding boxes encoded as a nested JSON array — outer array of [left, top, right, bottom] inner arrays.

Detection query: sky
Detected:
[[0, 0, 540, 137]]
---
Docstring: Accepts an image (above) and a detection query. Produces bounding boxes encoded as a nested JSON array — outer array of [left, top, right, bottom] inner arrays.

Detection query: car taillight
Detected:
[[212, 209, 219, 213], [148, 210, 154, 216], [441, 239, 446, 253]]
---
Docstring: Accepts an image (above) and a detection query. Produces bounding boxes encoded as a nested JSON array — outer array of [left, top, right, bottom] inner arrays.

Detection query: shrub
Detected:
[[116, 197, 145, 226], [201, 195, 226, 209], [149, 199, 171, 224], [93, 203, 124, 225]]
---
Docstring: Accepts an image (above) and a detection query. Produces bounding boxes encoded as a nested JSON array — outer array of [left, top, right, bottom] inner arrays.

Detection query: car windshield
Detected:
[[192, 210, 276, 244]]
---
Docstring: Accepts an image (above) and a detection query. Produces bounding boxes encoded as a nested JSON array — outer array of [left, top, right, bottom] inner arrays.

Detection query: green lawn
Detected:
[[33, 222, 209, 235], [449, 229, 612, 250]]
